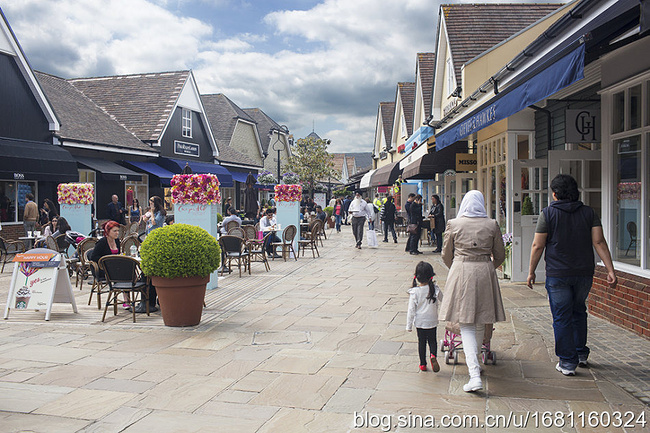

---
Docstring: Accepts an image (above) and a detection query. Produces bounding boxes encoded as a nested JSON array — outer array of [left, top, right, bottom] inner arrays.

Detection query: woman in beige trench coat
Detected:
[[439, 190, 506, 392]]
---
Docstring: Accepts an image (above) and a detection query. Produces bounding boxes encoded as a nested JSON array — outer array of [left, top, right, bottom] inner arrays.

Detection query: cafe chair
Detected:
[[298, 226, 320, 258], [118, 224, 129, 240], [121, 234, 140, 256], [0, 236, 25, 273], [243, 225, 257, 242], [74, 237, 97, 289], [248, 232, 272, 272], [225, 220, 241, 233], [625, 221, 637, 256], [99, 255, 149, 323], [87, 252, 110, 310], [219, 235, 250, 277], [227, 227, 246, 238], [271, 225, 298, 262], [127, 222, 139, 236], [45, 235, 58, 251], [54, 234, 71, 258]]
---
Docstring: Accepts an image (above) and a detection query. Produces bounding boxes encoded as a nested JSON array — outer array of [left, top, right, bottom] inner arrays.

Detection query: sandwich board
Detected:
[[4, 248, 78, 321]]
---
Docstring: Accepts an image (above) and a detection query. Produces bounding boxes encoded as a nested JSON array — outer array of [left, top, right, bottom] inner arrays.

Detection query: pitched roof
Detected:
[[242, 108, 283, 154], [442, 3, 562, 85], [68, 71, 189, 142], [35, 71, 154, 152], [346, 152, 373, 172], [201, 94, 261, 167], [398, 82, 415, 137], [379, 102, 395, 149], [416, 52, 435, 116], [306, 131, 322, 140], [331, 153, 357, 179]]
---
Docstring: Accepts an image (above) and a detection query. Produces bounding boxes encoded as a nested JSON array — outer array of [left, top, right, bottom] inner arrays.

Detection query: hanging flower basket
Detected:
[[274, 184, 302, 202], [257, 170, 277, 185], [57, 183, 94, 205], [170, 174, 221, 204], [281, 172, 300, 184]]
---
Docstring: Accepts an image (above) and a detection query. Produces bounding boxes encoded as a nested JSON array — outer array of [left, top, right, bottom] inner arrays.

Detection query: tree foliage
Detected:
[[287, 137, 339, 195]]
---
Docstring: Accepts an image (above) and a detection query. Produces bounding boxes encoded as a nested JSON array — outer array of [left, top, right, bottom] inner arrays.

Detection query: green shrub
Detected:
[[521, 196, 534, 215], [323, 206, 334, 217], [140, 224, 221, 279], [217, 213, 224, 224]]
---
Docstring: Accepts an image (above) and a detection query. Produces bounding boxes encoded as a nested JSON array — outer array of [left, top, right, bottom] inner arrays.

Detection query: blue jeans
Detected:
[[545, 276, 593, 369], [335, 214, 342, 231]]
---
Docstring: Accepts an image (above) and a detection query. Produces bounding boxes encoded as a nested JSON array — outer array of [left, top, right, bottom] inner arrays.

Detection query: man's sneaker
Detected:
[[555, 362, 576, 376], [578, 355, 589, 368], [463, 377, 483, 392], [430, 355, 440, 373]]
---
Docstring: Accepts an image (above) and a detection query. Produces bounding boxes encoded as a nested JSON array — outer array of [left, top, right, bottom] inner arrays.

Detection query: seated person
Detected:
[[42, 215, 59, 237], [300, 207, 306, 222], [259, 208, 281, 258], [90, 221, 122, 278], [220, 207, 242, 235], [315, 206, 326, 222], [51, 216, 71, 238], [165, 215, 174, 225]]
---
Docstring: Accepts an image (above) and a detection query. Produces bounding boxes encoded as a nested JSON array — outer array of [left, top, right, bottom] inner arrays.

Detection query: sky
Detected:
[[3, 0, 562, 154]]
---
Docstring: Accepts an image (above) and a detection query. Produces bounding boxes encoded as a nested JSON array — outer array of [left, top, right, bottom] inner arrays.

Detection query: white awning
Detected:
[[359, 169, 376, 189]]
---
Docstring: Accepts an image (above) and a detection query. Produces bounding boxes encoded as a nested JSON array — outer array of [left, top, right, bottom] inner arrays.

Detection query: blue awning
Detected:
[[230, 171, 257, 184], [403, 126, 434, 157], [124, 161, 176, 186], [435, 44, 585, 150], [159, 158, 233, 187]]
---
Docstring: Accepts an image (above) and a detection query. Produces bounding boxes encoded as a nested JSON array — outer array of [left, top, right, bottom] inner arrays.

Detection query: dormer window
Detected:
[[446, 58, 455, 97], [182, 108, 192, 138]]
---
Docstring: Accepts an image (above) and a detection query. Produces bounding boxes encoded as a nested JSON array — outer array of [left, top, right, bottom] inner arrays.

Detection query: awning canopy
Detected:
[[370, 162, 402, 187], [359, 169, 376, 189], [402, 142, 468, 180], [123, 161, 176, 186], [159, 158, 233, 187], [230, 171, 257, 184], [76, 156, 141, 181], [403, 126, 434, 157], [435, 44, 586, 150], [0, 138, 78, 182]]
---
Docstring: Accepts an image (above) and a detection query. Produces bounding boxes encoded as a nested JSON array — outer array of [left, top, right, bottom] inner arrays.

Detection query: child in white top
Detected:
[[407, 261, 443, 372]]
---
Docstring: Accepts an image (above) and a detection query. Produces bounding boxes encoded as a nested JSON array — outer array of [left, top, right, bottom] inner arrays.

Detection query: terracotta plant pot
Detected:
[[151, 275, 209, 327]]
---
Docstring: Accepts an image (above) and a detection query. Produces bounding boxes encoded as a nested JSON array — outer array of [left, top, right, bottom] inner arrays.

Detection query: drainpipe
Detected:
[[529, 105, 553, 153]]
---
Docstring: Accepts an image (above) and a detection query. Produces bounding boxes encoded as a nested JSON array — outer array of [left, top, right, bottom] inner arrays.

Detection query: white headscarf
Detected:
[[457, 190, 488, 218]]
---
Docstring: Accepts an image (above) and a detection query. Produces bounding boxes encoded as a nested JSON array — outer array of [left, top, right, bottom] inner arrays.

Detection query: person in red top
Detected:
[[91, 221, 121, 276], [334, 198, 343, 232]]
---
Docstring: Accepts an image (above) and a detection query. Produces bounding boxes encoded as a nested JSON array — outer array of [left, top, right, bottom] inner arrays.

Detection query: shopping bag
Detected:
[[366, 229, 378, 248]]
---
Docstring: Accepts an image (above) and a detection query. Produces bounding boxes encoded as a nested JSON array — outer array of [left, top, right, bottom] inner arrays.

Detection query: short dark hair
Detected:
[[228, 207, 238, 215], [265, 208, 274, 215], [26, 193, 34, 201], [551, 174, 580, 201], [408, 193, 416, 198], [316, 205, 322, 211]]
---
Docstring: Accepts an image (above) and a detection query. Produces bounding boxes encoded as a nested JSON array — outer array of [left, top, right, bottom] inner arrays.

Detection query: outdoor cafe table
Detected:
[[18, 235, 38, 250]]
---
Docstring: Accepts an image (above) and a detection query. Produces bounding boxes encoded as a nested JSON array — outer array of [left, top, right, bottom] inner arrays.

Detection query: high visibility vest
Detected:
[[373, 198, 382, 211]]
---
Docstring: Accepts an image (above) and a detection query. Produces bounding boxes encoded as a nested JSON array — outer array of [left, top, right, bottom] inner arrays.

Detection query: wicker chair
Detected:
[[271, 225, 298, 262], [225, 220, 241, 233], [219, 235, 250, 277], [298, 225, 320, 258], [45, 235, 57, 251], [74, 238, 97, 289], [54, 234, 71, 258], [118, 224, 129, 240], [248, 232, 272, 272], [243, 225, 257, 242], [99, 255, 149, 323], [120, 234, 140, 256], [228, 227, 246, 238], [87, 251, 110, 310], [1, 236, 25, 273]]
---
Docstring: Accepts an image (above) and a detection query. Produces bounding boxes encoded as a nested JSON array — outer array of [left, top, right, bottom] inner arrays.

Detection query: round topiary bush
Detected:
[[140, 224, 220, 279]]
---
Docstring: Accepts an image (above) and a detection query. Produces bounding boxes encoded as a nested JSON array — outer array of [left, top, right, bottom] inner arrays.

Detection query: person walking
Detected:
[[129, 199, 141, 224], [429, 194, 445, 253], [381, 196, 397, 243], [527, 174, 617, 376], [334, 198, 343, 232], [407, 195, 423, 255], [404, 193, 416, 252], [406, 261, 443, 372], [348, 191, 372, 249], [343, 195, 352, 225], [439, 190, 506, 392], [23, 193, 38, 235]]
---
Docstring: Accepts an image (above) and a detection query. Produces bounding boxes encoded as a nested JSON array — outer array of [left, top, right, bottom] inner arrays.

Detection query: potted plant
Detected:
[[140, 223, 220, 327]]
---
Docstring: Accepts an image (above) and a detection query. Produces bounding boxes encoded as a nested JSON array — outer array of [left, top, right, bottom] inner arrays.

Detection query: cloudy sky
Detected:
[[3, 0, 560, 153]]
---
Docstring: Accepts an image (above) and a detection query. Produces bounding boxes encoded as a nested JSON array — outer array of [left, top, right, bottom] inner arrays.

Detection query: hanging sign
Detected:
[[456, 153, 477, 172], [566, 109, 600, 143], [4, 250, 77, 321]]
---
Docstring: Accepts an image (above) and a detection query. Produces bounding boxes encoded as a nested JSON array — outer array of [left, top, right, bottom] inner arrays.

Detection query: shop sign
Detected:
[[13, 173, 25, 180], [119, 175, 127, 181], [566, 109, 600, 143], [379, 151, 388, 160], [456, 153, 477, 172], [174, 140, 200, 157], [443, 98, 459, 116]]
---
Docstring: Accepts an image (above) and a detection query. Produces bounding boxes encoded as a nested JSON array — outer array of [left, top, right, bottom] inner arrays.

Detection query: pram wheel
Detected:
[[445, 351, 451, 365], [482, 350, 497, 365], [439, 340, 446, 353]]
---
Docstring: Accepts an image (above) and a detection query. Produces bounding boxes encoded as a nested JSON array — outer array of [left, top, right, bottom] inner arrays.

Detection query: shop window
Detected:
[[612, 91, 625, 133], [517, 135, 530, 159], [182, 108, 192, 138], [613, 135, 641, 266], [0, 180, 36, 223], [629, 84, 642, 130]]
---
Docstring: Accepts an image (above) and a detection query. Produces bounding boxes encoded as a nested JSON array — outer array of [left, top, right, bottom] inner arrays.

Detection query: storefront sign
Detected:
[[443, 98, 459, 116], [13, 173, 25, 180], [174, 140, 200, 157], [456, 153, 477, 172], [566, 109, 600, 143], [379, 151, 388, 160]]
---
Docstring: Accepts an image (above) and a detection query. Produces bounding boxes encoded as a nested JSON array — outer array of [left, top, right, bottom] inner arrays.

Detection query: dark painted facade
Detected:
[[160, 107, 214, 163]]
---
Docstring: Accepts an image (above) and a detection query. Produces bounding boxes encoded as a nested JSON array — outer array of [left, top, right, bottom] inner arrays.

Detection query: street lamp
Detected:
[[268, 125, 289, 184]]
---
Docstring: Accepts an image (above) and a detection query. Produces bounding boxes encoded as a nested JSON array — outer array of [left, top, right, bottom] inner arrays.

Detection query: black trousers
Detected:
[[351, 217, 365, 246], [433, 231, 443, 251], [416, 327, 437, 365], [407, 225, 421, 252], [383, 220, 397, 241]]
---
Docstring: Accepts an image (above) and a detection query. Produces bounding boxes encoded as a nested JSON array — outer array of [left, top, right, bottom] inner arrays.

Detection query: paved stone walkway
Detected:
[[0, 228, 648, 432]]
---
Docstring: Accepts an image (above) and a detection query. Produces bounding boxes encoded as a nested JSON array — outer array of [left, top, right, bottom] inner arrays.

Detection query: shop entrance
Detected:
[[443, 172, 476, 220]]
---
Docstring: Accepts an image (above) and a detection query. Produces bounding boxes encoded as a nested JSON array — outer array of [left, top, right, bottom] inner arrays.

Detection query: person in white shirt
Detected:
[[347, 191, 373, 249], [406, 261, 443, 373], [220, 208, 242, 235], [259, 208, 281, 257]]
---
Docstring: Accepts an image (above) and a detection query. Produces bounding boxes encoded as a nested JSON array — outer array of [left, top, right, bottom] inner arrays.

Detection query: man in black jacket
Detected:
[[106, 195, 126, 224], [528, 174, 616, 376], [380, 196, 397, 243], [404, 193, 415, 252]]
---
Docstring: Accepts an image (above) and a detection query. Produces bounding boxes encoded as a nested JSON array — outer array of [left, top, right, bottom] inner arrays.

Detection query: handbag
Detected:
[[429, 216, 436, 230], [407, 223, 418, 235]]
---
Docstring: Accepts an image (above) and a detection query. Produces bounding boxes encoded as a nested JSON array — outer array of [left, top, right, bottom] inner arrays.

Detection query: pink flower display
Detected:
[[274, 184, 302, 202], [170, 174, 221, 204], [57, 183, 94, 205], [617, 182, 641, 201]]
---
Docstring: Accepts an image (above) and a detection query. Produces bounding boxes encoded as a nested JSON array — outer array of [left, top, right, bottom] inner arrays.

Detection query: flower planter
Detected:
[[152, 275, 209, 327]]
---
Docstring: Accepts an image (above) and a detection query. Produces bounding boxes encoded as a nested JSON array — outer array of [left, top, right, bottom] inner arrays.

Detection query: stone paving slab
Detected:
[[0, 228, 648, 433]]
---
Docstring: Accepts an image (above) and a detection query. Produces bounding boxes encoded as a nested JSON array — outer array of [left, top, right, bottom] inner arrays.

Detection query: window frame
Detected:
[[182, 108, 192, 138]]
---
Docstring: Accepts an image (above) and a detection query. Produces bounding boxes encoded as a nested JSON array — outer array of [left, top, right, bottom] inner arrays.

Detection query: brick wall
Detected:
[[0, 224, 26, 243], [590, 265, 650, 339]]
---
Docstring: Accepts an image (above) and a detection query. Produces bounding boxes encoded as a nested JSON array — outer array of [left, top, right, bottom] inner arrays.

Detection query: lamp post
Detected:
[[268, 125, 289, 184]]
